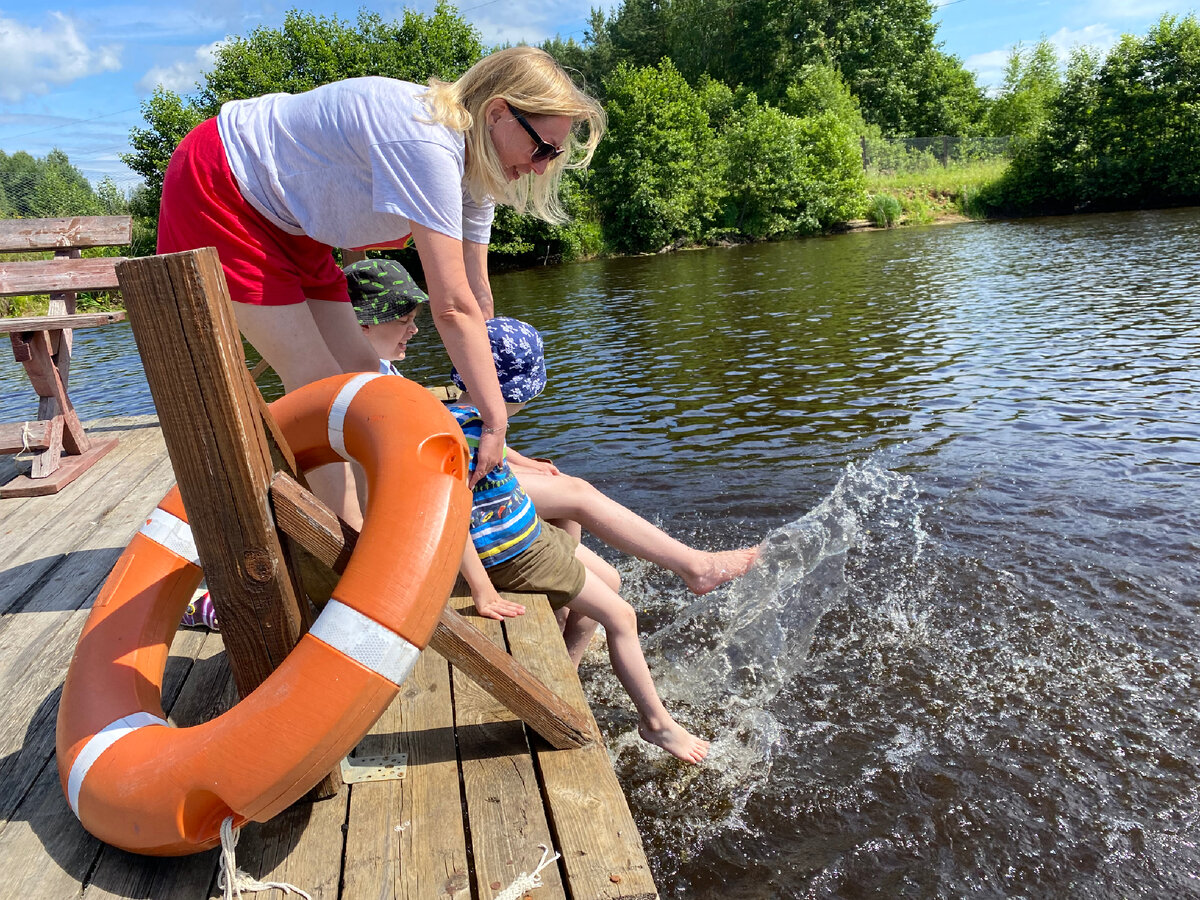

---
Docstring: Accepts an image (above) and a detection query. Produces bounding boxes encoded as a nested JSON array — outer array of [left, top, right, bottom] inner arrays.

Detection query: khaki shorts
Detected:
[[485, 521, 586, 610]]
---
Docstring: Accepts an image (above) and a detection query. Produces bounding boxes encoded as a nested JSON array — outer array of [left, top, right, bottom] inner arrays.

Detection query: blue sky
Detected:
[[0, 0, 1195, 191]]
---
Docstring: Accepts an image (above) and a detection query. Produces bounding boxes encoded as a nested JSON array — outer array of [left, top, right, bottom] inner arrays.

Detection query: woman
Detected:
[[157, 46, 604, 525]]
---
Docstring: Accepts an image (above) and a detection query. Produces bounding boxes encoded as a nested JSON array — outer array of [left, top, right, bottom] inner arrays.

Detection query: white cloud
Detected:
[[136, 40, 226, 95], [0, 13, 122, 104], [965, 48, 1011, 91]]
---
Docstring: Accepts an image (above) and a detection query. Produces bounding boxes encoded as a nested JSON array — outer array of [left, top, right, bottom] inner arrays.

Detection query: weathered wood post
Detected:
[[116, 247, 339, 794]]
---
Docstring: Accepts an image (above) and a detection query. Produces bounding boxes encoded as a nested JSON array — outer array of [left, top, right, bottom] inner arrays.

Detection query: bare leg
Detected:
[[519, 472, 758, 594], [567, 567, 709, 764], [232, 299, 377, 528], [557, 543, 612, 665]]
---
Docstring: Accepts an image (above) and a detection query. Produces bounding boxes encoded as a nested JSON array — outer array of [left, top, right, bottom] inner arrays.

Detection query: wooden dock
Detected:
[[0, 416, 658, 900]]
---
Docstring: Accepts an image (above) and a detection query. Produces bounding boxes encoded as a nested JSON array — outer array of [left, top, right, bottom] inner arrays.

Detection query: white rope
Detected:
[[218, 817, 312, 900], [20, 421, 33, 453], [491, 844, 561, 900]]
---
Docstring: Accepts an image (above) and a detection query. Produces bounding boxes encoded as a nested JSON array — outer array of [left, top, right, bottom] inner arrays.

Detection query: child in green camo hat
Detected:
[[344, 258, 429, 372]]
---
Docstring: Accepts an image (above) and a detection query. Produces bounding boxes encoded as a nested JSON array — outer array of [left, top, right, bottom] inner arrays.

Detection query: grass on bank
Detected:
[[865, 158, 1009, 226]]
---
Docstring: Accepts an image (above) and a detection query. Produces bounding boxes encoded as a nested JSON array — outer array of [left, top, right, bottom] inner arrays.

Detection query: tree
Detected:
[[593, 60, 720, 251], [986, 39, 1062, 138], [985, 14, 1200, 213], [717, 96, 865, 238]]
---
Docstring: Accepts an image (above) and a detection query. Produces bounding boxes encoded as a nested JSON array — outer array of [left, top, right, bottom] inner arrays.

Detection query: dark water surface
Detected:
[[5, 209, 1199, 897]]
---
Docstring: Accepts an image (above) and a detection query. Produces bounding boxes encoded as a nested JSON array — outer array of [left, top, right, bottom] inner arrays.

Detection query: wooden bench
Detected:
[[0, 216, 131, 498]]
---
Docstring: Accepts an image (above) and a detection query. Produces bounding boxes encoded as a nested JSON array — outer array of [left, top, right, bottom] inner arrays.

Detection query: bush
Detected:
[[866, 193, 902, 227], [593, 60, 720, 252]]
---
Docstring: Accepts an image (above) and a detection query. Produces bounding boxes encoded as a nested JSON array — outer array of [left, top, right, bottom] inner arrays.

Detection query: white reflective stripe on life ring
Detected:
[[139, 507, 200, 567], [328, 373, 382, 461], [308, 599, 421, 686], [68, 711, 169, 816]]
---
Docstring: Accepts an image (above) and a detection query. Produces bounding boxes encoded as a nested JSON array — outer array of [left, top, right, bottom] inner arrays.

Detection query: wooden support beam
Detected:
[[269, 470, 595, 750], [116, 249, 309, 699], [0, 312, 126, 334]]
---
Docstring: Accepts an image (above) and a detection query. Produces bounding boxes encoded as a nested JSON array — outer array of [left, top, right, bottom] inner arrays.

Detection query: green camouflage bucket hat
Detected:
[[344, 258, 429, 325]]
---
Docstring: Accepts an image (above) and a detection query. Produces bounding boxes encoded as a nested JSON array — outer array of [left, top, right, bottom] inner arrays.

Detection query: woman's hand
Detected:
[[471, 427, 507, 488]]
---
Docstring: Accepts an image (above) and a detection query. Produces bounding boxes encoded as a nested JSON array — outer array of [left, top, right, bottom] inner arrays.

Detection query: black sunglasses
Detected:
[[505, 101, 565, 164]]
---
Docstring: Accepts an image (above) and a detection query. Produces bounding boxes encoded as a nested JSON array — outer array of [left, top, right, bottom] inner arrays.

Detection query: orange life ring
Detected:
[[55, 372, 470, 856]]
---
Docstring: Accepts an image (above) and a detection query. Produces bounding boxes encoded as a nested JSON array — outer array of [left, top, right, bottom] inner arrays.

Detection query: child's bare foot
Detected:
[[638, 720, 710, 764], [683, 546, 760, 595]]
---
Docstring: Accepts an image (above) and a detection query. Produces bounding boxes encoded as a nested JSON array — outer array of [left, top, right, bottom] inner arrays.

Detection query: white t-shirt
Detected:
[[217, 77, 495, 249]]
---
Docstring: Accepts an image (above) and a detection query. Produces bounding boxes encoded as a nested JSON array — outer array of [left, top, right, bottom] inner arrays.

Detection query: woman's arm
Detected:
[[410, 221, 508, 487], [504, 445, 561, 476], [463, 239, 495, 319]]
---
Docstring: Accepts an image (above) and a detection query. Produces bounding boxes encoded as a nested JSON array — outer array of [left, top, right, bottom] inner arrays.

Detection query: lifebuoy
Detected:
[[56, 372, 470, 855]]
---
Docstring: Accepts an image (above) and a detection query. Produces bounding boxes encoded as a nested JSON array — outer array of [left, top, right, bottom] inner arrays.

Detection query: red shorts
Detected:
[[157, 118, 349, 307]]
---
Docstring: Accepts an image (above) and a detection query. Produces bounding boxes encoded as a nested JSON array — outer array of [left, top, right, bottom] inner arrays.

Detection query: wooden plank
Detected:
[[0, 436, 117, 497], [28, 416, 64, 480], [503, 597, 660, 900], [117, 248, 307, 699], [269, 471, 594, 750], [0, 418, 55, 453], [0, 257, 124, 297], [342, 646, 471, 900], [0, 312, 126, 334], [449, 593, 567, 900], [0, 417, 165, 606], [0, 216, 131, 252], [232, 788, 349, 900]]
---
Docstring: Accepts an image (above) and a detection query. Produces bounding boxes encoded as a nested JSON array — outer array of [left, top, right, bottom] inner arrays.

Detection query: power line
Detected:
[[0, 107, 141, 142]]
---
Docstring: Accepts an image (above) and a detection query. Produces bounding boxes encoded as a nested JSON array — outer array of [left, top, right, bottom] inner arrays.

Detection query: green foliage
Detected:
[[718, 99, 865, 237], [594, 60, 721, 251], [986, 15, 1200, 214], [866, 193, 902, 226], [986, 39, 1062, 138], [0, 148, 125, 218], [560, 0, 985, 136], [196, 6, 483, 111], [123, 88, 205, 200], [488, 170, 604, 264]]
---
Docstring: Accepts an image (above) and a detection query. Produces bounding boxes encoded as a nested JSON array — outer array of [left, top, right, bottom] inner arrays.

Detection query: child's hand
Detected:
[[529, 457, 561, 475], [473, 590, 526, 620]]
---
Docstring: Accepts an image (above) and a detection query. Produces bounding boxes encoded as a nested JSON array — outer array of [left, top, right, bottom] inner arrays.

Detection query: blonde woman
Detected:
[[157, 47, 604, 526]]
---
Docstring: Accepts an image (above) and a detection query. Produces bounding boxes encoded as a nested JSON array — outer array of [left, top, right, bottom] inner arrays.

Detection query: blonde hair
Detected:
[[422, 46, 606, 224]]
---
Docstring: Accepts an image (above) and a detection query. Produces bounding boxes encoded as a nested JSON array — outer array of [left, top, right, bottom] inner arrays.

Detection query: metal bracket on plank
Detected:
[[340, 753, 408, 783]]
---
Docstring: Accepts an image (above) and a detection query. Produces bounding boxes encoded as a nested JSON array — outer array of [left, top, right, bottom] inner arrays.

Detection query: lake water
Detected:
[[4, 208, 1199, 897]]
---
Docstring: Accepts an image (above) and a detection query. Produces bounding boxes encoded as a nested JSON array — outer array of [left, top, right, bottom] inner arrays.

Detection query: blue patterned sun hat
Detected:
[[451, 317, 546, 403]]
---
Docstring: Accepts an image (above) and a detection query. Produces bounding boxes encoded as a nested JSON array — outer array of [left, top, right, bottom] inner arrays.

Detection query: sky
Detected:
[[0, 0, 1195, 192]]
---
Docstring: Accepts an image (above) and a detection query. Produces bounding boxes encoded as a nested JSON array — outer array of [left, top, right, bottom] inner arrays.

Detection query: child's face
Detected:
[[364, 310, 420, 361]]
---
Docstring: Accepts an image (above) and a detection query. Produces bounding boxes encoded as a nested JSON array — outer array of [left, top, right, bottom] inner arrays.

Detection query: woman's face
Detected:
[[364, 310, 420, 361], [486, 98, 572, 181]]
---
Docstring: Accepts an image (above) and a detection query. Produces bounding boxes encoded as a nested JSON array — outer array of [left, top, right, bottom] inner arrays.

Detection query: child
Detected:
[[344, 257, 428, 372], [451, 317, 712, 764]]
